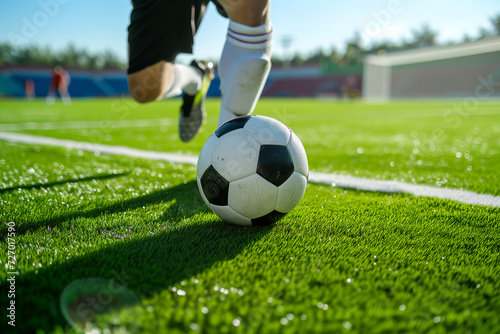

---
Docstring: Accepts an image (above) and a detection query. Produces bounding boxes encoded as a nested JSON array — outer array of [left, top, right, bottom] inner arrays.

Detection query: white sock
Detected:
[[163, 64, 202, 98], [217, 20, 273, 126]]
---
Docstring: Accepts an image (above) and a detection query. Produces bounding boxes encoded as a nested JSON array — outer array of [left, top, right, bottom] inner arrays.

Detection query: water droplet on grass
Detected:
[[343, 321, 352, 330]]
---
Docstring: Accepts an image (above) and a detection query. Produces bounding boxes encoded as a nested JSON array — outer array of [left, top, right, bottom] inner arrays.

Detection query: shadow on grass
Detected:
[[0, 180, 202, 241], [14, 220, 271, 333], [4, 180, 273, 333], [0, 171, 130, 194]]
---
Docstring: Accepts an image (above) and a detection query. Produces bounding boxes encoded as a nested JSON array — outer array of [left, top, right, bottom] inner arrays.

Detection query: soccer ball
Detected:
[[197, 115, 308, 226]]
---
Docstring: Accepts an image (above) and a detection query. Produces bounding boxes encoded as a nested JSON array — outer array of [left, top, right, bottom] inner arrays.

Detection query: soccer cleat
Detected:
[[179, 60, 214, 142]]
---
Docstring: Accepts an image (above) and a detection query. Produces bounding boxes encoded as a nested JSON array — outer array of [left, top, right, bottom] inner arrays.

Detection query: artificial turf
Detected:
[[1, 99, 499, 195], [0, 99, 499, 333]]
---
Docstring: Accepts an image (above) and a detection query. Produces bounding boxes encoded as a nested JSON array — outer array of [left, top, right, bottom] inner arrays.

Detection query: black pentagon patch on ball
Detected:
[[257, 145, 294, 186], [252, 210, 287, 226], [214, 115, 253, 138], [200, 165, 229, 206]]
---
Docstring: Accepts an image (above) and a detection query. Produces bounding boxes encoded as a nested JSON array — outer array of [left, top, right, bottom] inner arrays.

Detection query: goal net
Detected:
[[362, 37, 500, 100]]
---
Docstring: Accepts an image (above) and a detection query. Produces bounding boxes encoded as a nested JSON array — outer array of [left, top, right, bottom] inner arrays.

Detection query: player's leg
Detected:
[[128, 60, 204, 103], [126, 0, 202, 103], [46, 84, 56, 105], [59, 85, 71, 105], [127, 0, 213, 141], [215, 0, 273, 126], [216, 0, 270, 26], [128, 61, 172, 103]]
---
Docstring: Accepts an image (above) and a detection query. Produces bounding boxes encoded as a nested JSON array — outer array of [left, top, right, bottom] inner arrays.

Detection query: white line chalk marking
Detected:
[[308, 172, 500, 208], [1, 132, 499, 208], [0, 132, 196, 165], [0, 118, 174, 131]]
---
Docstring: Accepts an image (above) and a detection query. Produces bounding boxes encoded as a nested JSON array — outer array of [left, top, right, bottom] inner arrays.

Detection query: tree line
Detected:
[[0, 14, 499, 70], [275, 14, 500, 67], [0, 43, 125, 70]]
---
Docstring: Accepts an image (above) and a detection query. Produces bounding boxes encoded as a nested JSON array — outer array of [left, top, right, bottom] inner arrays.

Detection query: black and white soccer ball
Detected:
[[197, 115, 308, 226]]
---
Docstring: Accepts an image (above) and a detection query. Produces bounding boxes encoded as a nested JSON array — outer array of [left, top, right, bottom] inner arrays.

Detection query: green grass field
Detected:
[[1, 98, 499, 333]]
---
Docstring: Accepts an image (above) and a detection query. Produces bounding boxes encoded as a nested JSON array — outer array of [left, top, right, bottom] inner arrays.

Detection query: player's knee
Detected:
[[128, 76, 161, 103], [128, 62, 173, 103], [218, 0, 270, 26], [129, 90, 158, 104]]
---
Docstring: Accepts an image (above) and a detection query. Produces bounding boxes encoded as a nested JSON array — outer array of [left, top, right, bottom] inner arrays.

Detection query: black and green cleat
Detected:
[[179, 60, 214, 143]]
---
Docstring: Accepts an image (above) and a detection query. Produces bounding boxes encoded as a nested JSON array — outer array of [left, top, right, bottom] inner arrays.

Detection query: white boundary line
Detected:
[[309, 172, 500, 208], [0, 118, 174, 131], [0, 132, 197, 165], [1, 132, 499, 208]]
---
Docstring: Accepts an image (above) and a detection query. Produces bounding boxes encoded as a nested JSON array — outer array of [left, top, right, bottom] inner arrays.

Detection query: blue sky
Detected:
[[0, 0, 498, 65]]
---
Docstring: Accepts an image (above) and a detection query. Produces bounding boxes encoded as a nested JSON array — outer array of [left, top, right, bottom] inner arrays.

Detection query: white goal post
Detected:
[[362, 37, 500, 100]]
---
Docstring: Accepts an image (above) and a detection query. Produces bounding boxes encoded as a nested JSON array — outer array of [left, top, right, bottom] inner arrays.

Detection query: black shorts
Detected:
[[127, 0, 212, 74]]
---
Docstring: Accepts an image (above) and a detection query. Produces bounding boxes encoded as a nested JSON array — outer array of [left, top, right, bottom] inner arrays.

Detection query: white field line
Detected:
[[0, 118, 174, 131], [0, 132, 197, 165], [309, 172, 500, 208], [1, 132, 499, 208]]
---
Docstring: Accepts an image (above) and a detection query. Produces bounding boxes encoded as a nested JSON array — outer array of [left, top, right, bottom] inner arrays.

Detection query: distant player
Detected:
[[24, 79, 35, 100], [46, 65, 71, 105], [342, 75, 360, 100], [127, 0, 272, 142]]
